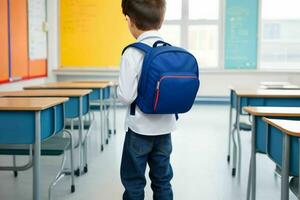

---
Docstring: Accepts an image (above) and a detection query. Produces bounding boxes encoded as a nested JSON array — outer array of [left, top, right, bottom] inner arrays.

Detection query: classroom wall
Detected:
[[3, 1, 295, 96], [60, 0, 134, 67], [0, 0, 59, 91], [55, 0, 300, 97], [54, 69, 300, 97], [0, 0, 9, 83]]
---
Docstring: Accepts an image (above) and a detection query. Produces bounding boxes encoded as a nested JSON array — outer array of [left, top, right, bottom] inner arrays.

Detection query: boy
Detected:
[[118, 0, 176, 200]]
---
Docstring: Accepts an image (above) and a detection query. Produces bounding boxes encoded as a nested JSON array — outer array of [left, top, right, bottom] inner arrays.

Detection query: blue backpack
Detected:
[[122, 40, 200, 118]]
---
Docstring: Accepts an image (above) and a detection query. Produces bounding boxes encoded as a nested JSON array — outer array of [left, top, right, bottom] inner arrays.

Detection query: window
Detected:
[[260, 0, 300, 69], [189, 0, 219, 20], [164, 0, 182, 20], [188, 25, 218, 67], [160, 25, 181, 46], [160, 0, 221, 68]]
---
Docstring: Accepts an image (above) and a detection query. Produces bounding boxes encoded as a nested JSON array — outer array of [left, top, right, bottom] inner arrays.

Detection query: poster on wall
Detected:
[[224, 0, 259, 69], [28, 0, 47, 60]]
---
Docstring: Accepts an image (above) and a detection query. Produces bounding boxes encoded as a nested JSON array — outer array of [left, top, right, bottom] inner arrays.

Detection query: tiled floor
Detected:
[[0, 104, 297, 200]]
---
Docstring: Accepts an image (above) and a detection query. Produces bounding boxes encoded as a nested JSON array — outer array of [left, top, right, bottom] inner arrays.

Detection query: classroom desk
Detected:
[[263, 118, 300, 200], [0, 97, 68, 200], [260, 85, 300, 90], [72, 80, 119, 138], [260, 82, 300, 90], [24, 82, 110, 151], [0, 89, 91, 175], [228, 88, 300, 178], [243, 107, 300, 200]]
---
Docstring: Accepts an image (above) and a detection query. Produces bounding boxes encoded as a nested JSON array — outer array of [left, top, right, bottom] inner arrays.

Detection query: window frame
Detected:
[[163, 0, 224, 69], [258, 0, 300, 70]]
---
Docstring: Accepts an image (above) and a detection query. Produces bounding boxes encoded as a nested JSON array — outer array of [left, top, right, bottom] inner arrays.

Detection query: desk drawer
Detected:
[[0, 105, 64, 144]]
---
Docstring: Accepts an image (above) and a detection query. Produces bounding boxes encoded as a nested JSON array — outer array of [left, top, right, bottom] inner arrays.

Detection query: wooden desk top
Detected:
[[24, 82, 110, 90], [0, 98, 68, 111], [72, 80, 118, 86], [260, 81, 291, 87], [0, 89, 92, 97], [263, 118, 300, 137], [244, 107, 300, 117], [260, 85, 300, 90], [234, 89, 300, 98]]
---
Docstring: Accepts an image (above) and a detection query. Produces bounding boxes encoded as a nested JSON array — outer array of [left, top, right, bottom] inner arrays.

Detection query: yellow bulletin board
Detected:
[[60, 0, 134, 68]]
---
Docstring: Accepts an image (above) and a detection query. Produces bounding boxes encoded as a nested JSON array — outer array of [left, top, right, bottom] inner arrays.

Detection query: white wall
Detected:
[[199, 71, 300, 96], [0, 0, 58, 91], [54, 68, 300, 97]]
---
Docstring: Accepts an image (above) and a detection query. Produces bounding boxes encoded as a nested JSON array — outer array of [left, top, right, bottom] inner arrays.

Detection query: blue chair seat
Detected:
[[0, 135, 70, 156], [90, 105, 110, 111], [65, 120, 92, 130]]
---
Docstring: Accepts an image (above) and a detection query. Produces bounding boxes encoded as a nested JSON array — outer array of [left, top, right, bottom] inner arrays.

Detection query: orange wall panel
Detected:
[[10, 0, 29, 80], [29, 59, 47, 77], [0, 0, 9, 82]]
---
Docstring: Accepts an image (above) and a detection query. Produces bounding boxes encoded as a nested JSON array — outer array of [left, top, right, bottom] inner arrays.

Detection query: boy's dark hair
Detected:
[[122, 0, 166, 31]]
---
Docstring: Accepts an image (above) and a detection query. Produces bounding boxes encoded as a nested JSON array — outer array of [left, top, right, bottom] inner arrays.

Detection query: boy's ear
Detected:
[[125, 15, 132, 26], [125, 15, 136, 28]]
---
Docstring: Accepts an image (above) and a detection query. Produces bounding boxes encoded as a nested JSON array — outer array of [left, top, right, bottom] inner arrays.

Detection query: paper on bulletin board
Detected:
[[224, 0, 259, 69], [28, 0, 47, 60]]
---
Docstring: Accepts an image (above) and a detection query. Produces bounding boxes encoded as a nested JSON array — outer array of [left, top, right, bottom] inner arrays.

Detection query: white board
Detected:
[[28, 0, 47, 60]]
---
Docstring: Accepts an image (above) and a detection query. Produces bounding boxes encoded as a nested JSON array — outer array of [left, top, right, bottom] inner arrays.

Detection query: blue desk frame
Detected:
[[24, 84, 115, 153], [228, 89, 300, 178], [246, 115, 300, 200], [2, 93, 91, 176], [265, 120, 300, 200], [0, 101, 66, 200], [89, 85, 117, 151]]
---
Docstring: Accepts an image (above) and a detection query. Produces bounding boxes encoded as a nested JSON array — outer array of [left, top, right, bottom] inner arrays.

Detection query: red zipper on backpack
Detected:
[[154, 88, 160, 111], [154, 75, 198, 112], [159, 75, 197, 81]]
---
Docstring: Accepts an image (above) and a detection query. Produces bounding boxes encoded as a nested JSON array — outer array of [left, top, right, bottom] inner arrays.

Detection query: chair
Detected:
[[0, 130, 75, 200]]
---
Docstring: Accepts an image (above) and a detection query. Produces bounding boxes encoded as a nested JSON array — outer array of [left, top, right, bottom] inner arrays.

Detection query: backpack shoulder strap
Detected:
[[153, 40, 172, 47], [122, 42, 152, 55], [122, 42, 152, 117]]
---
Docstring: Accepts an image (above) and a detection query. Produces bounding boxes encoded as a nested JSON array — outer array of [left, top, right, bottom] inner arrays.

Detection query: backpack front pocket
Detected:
[[154, 73, 199, 114]]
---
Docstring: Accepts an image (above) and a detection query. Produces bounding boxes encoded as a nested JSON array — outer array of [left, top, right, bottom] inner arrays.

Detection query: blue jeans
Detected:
[[121, 129, 173, 200]]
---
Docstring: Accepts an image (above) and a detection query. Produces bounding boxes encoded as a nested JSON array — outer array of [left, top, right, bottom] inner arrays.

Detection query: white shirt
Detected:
[[117, 30, 177, 136]]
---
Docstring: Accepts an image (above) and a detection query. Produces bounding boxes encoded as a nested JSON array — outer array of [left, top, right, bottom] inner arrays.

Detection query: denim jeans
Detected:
[[121, 129, 173, 200]]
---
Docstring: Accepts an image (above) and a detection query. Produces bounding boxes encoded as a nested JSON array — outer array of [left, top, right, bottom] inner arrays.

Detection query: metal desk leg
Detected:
[[251, 116, 256, 200], [227, 96, 233, 163], [78, 97, 83, 175], [108, 87, 112, 137], [100, 89, 104, 151], [33, 111, 41, 200], [83, 135, 88, 173], [80, 97, 88, 173], [236, 96, 242, 179], [247, 116, 256, 200], [298, 139, 300, 198], [107, 104, 111, 138], [247, 156, 253, 200], [281, 134, 290, 200], [113, 85, 117, 135], [232, 96, 240, 177], [104, 95, 109, 145], [13, 155, 18, 177]]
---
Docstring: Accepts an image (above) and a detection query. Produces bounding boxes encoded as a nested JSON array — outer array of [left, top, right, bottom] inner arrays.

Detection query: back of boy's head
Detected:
[[122, 0, 166, 31]]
